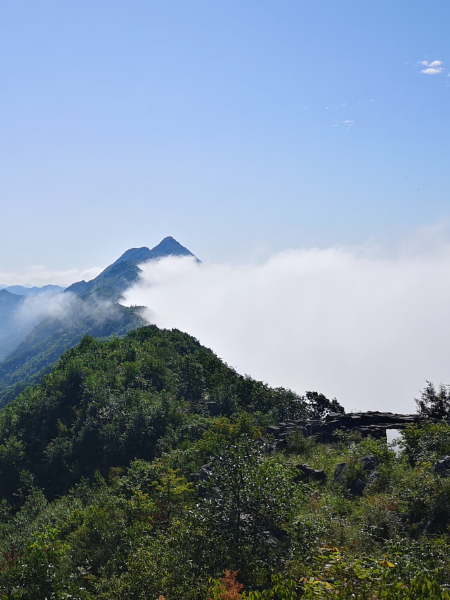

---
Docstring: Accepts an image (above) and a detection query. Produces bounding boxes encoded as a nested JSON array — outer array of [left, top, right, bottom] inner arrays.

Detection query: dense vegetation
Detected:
[[0, 326, 449, 598]]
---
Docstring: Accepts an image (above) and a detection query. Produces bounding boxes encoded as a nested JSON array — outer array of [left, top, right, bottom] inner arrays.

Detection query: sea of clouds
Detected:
[[123, 236, 450, 413]]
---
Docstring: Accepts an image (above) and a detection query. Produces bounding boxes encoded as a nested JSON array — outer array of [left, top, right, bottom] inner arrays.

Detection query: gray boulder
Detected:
[[434, 456, 450, 477], [360, 455, 377, 472], [334, 456, 377, 497], [296, 463, 326, 483]]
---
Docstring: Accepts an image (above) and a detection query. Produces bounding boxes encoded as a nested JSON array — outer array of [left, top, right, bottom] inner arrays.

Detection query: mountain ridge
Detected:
[[65, 236, 197, 301], [0, 236, 198, 405], [3, 284, 65, 295]]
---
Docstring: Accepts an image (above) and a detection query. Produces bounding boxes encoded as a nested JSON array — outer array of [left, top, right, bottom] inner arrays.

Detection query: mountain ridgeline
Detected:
[[0, 285, 65, 295], [0, 236, 198, 406], [65, 236, 197, 301]]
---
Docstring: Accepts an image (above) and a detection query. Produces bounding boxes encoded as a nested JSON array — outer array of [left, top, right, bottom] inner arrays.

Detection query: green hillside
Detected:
[[0, 326, 449, 599], [0, 325, 303, 501]]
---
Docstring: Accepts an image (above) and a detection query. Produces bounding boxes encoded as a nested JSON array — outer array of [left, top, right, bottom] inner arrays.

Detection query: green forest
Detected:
[[0, 325, 449, 599]]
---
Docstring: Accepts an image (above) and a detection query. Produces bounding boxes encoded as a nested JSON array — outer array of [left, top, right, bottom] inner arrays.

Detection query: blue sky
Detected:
[[1, 0, 449, 277]]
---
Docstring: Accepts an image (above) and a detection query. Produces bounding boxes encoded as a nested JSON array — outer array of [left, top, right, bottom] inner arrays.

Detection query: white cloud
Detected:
[[123, 237, 450, 414], [421, 67, 444, 74], [0, 265, 104, 287], [419, 59, 444, 74]]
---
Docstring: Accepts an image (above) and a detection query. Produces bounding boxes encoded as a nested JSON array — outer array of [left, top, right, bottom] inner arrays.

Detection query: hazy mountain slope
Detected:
[[0, 290, 28, 360], [0, 304, 146, 407], [107, 236, 196, 270], [78, 260, 142, 301], [0, 237, 198, 405], [0, 289, 25, 327]]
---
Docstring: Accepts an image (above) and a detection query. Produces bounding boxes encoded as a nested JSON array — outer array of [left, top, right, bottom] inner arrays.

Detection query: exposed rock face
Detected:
[[334, 455, 378, 497], [360, 455, 377, 472], [266, 411, 426, 451], [434, 456, 450, 477], [334, 462, 350, 485], [295, 464, 326, 483]]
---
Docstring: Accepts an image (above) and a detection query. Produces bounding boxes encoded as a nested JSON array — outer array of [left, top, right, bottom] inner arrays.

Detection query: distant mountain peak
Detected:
[[65, 237, 199, 300], [106, 237, 197, 274], [149, 236, 196, 259]]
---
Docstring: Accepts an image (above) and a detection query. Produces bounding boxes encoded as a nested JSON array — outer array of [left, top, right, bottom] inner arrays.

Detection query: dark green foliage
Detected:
[[400, 421, 450, 464], [193, 437, 300, 585], [416, 381, 450, 420], [305, 391, 345, 419], [0, 325, 306, 501], [0, 336, 449, 598]]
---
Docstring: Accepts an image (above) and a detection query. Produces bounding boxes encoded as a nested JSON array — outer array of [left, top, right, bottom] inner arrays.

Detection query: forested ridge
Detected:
[[0, 325, 450, 598], [0, 237, 195, 407]]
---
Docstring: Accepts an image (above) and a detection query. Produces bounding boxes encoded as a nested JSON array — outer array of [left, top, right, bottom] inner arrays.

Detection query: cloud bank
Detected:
[[123, 242, 450, 413]]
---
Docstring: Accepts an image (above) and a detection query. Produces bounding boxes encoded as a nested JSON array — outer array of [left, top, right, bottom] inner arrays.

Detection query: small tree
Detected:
[[195, 436, 299, 585], [305, 391, 345, 420], [416, 381, 450, 420]]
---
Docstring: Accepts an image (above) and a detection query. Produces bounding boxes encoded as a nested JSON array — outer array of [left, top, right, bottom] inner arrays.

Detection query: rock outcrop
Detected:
[[295, 463, 326, 483], [266, 411, 426, 451], [334, 455, 378, 497], [434, 456, 450, 477]]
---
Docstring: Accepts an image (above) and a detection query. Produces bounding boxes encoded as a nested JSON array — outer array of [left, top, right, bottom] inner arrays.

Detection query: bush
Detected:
[[400, 422, 450, 465]]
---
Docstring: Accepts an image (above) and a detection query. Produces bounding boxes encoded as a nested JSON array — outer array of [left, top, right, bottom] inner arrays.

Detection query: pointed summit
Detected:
[[65, 237, 199, 300], [149, 236, 196, 259]]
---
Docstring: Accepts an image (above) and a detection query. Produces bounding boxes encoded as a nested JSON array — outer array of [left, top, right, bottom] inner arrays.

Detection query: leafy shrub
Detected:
[[398, 467, 450, 533], [401, 422, 450, 464], [286, 431, 315, 456], [193, 436, 301, 586]]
